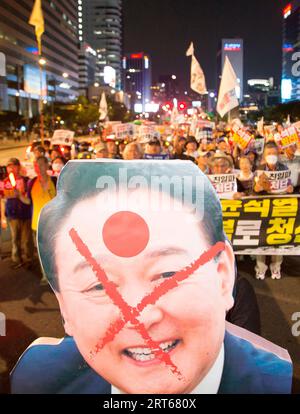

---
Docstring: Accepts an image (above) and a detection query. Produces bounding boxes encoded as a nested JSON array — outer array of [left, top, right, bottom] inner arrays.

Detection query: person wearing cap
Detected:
[[94, 142, 109, 159], [1, 158, 33, 268], [211, 152, 234, 175]]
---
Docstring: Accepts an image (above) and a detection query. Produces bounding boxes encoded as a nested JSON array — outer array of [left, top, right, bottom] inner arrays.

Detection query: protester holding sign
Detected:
[[1, 158, 33, 268], [209, 152, 238, 200], [281, 144, 300, 191], [254, 142, 293, 281], [234, 156, 255, 199], [255, 142, 293, 196]]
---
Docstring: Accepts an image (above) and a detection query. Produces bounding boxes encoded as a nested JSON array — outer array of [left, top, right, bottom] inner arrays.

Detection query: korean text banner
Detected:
[[221, 195, 300, 255]]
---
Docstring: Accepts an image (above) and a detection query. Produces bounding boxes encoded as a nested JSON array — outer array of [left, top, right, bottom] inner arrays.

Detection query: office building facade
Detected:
[[123, 52, 152, 112], [78, 43, 97, 96], [0, 0, 79, 115], [81, 0, 122, 90], [218, 39, 244, 102]]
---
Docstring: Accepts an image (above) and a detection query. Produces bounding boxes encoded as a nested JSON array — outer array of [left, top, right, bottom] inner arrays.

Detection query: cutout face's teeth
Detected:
[[124, 340, 179, 361]]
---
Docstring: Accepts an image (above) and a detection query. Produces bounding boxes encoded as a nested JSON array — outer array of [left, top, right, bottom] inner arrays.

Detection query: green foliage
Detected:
[[44, 95, 134, 129]]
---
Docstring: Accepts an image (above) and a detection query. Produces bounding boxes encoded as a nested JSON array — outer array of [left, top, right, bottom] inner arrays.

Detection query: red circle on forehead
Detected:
[[102, 211, 150, 257]]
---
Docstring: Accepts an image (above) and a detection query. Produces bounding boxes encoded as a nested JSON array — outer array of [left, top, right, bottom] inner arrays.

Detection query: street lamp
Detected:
[[38, 57, 47, 66], [94, 82, 100, 87], [171, 75, 176, 80], [62, 72, 69, 78]]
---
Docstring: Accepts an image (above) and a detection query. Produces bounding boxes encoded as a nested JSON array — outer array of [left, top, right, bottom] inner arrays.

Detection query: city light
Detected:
[[94, 82, 100, 87], [62, 72, 69, 78], [171, 75, 176, 80], [283, 4, 292, 19], [38, 57, 47, 66]]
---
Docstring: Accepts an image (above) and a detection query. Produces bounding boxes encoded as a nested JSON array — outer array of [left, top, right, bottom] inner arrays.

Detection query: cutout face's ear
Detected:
[[55, 292, 74, 336], [217, 240, 235, 312]]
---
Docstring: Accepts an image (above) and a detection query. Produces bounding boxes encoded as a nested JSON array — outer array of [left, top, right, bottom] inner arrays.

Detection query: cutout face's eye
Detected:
[[161, 271, 177, 279], [83, 283, 105, 297]]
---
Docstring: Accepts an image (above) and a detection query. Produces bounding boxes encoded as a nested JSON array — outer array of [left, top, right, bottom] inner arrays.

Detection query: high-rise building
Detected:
[[81, 0, 122, 90], [158, 75, 180, 101], [217, 39, 244, 102], [282, 1, 300, 102], [123, 52, 152, 112], [0, 0, 79, 115], [78, 43, 97, 96]]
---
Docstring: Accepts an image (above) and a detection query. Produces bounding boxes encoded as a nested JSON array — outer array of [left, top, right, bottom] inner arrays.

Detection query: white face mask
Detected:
[[52, 163, 63, 172], [266, 155, 278, 165]]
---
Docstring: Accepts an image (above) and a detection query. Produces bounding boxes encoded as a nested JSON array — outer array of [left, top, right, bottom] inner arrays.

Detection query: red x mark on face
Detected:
[[69, 227, 225, 380]]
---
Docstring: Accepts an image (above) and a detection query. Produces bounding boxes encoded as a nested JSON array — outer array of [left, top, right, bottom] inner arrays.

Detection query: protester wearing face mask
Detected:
[[51, 157, 67, 177], [254, 142, 293, 281], [254, 142, 293, 195]]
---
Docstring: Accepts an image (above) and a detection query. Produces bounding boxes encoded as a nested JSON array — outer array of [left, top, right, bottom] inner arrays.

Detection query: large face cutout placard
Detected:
[[35, 160, 292, 395]]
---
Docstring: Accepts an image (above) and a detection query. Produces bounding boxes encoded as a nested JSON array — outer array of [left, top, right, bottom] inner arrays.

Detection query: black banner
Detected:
[[221, 195, 300, 255]]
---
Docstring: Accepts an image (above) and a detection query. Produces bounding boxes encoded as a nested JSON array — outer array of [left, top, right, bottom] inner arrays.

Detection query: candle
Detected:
[[9, 172, 16, 188]]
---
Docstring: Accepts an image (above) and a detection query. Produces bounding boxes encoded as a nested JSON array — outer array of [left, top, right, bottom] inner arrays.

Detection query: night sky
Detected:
[[124, 0, 287, 91]]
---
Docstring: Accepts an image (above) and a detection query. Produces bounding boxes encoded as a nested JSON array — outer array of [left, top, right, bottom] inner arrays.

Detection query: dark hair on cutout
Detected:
[[38, 161, 226, 292]]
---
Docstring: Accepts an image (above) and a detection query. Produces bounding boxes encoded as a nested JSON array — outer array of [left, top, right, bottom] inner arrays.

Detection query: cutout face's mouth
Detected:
[[122, 339, 181, 362]]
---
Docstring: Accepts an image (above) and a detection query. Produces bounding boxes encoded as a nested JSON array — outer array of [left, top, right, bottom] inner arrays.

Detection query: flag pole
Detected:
[[29, 0, 45, 145], [38, 57, 45, 146]]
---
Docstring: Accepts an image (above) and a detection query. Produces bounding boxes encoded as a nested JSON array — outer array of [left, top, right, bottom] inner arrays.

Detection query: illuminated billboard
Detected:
[[104, 66, 116, 88], [24, 65, 47, 96]]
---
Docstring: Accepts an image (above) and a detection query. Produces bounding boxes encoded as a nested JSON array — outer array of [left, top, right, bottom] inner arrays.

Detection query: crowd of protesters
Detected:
[[0, 121, 300, 284]]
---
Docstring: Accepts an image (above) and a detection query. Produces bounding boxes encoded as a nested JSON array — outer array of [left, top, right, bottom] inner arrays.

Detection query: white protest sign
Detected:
[[51, 130, 75, 146], [197, 120, 215, 129], [112, 123, 134, 140], [208, 174, 237, 199], [257, 170, 291, 194], [138, 125, 157, 142], [251, 137, 265, 155]]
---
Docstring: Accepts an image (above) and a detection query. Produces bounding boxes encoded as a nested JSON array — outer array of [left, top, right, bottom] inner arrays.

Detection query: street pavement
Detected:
[[0, 139, 29, 165]]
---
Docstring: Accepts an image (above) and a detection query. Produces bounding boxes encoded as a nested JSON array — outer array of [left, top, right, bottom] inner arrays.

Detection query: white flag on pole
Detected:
[[99, 92, 108, 122], [170, 99, 179, 125], [186, 42, 194, 57], [217, 56, 239, 118], [257, 117, 264, 136], [186, 42, 207, 95]]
